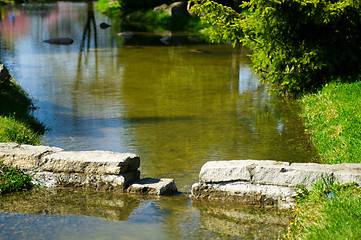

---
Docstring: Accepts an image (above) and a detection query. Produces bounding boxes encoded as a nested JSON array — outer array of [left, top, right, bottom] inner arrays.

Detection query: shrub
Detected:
[[191, 0, 361, 95]]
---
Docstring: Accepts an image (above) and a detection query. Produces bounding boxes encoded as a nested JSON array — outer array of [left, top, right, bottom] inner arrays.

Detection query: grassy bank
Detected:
[[284, 80, 361, 239], [284, 179, 361, 239], [300, 81, 361, 164], [0, 65, 44, 193], [0, 69, 45, 145]]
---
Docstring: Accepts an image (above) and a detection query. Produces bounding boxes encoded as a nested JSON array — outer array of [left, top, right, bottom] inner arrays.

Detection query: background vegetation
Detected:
[[190, 0, 361, 95], [96, 0, 175, 16], [0, 65, 42, 193]]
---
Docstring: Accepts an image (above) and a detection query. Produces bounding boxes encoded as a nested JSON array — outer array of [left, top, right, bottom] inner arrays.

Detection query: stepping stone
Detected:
[[127, 178, 178, 195]]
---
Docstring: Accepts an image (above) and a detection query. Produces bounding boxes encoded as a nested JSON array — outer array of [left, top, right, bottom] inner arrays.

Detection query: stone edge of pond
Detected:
[[0, 142, 178, 196], [190, 160, 361, 209]]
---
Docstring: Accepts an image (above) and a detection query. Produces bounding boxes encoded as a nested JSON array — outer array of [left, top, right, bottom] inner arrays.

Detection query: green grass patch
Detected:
[[300, 81, 361, 164], [284, 178, 361, 239], [0, 71, 45, 145], [0, 116, 41, 145], [0, 163, 33, 194]]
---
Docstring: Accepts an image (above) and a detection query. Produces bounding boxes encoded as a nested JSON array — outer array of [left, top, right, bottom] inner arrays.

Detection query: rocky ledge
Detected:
[[0, 143, 177, 195], [191, 160, 361, 208]]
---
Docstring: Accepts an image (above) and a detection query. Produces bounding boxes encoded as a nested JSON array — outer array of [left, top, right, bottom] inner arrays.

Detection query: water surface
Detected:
[[0, 1, 315, 239]]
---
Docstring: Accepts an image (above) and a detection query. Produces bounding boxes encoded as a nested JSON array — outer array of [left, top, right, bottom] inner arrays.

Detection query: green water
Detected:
[[0, 1, 316, 239]]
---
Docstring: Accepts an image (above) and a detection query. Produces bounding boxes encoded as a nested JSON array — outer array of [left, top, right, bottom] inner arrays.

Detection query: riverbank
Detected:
[[0, 65, 45, 145], [0, 64, 45, 194], [284, 80, 361, 239]]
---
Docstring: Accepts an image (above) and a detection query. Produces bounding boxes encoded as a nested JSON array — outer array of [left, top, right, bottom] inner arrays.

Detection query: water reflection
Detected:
[[0, 188, 140, 221], [0, 189, 289, 240], [193, 200, 289, 239], [0, 1, 317, 192], [0, 2, 313, 238]]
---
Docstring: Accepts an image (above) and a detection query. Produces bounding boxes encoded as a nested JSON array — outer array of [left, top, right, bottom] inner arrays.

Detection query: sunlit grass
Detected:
[[300, 81, 361, 164], [286, 80, 361, 239], [0, 116, 41, 145], [284, 178, 361, 239]]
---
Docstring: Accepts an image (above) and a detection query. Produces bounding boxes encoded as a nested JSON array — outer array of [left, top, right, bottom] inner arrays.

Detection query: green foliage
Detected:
[[191, 0, 361, 95], [285, 178, 361, 239], [95, 0, 122, 17], [243, 0, 361, 95], [300, 80, 361, 164], [96, 0, 175, 16], [189, 0, 243, 45], [0, 163, 33, 194]]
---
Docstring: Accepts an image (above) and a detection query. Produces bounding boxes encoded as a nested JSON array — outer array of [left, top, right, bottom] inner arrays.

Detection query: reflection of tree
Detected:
[[76, 1, 98, 80]]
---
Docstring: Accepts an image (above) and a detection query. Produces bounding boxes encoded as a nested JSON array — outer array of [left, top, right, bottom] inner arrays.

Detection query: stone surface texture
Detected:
[[192, 160, 361, 208], [0, 143, 142, 192], [127, 178, 178, 195]]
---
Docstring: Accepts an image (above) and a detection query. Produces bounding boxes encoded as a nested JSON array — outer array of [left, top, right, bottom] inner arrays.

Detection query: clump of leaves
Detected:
[[0, 163, 33, 194]]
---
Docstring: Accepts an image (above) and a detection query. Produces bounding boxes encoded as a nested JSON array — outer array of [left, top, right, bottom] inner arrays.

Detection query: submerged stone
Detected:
[[127, 178, 178, 195], [117, 32, 134, 38], [100, 22, 110, 29], [44, 37, 74, 45]]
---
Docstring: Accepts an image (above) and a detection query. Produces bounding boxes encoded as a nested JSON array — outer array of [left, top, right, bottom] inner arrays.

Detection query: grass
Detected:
[[0, 74, 45, 145], [0, 162, 33, 194], [284, 79, 361, 239], [300, 81, 361, 164], [284, 178, 361, 239], [0, 116, 41, 145], [1, 67, 43, 193]]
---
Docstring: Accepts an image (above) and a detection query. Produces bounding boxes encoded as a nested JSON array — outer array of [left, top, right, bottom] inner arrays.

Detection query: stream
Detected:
[[0, 1, 317, 239]]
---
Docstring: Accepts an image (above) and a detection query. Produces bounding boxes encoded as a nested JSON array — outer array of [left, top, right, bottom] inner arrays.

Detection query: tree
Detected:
[[190, 0, 361, 96]]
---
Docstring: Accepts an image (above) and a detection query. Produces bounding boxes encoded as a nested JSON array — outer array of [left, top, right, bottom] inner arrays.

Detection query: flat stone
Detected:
[[0, 142, 63, 170], [191, 182, 296, 209], [29, 170, 140, 191], [199, 160, 289, 183], [127, 178, 178, 195], [40, 151, 140, 174], [193, 160, 361, 208]]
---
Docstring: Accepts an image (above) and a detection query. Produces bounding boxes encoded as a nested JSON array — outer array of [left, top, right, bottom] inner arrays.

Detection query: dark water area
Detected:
[[0, 1, 316, 239]]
